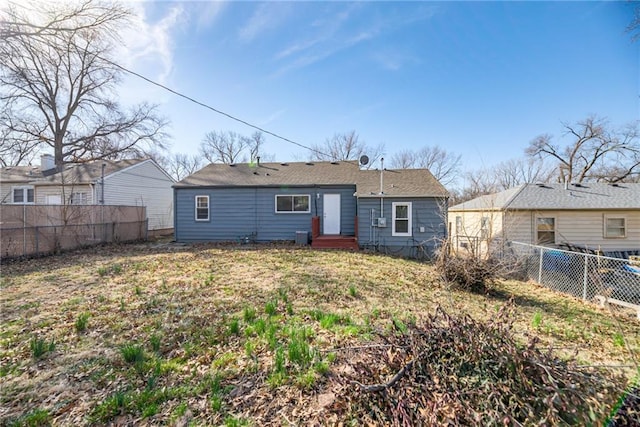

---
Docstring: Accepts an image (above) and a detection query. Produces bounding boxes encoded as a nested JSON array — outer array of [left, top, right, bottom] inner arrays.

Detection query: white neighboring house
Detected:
[[449, 183, 640, 257], [0, 154, 175, 231]]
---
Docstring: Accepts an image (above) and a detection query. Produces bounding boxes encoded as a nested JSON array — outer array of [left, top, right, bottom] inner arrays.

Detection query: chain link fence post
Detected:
[[583, 254, 589, 301], [538, 247, 543, 283]]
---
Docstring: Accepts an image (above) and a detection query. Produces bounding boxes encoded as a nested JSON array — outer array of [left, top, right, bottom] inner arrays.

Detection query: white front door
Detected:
[[323, 194, 341, 235]]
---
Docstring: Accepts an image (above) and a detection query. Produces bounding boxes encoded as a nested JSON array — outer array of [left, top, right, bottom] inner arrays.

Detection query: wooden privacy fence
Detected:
[[0, 205, 147, 259]]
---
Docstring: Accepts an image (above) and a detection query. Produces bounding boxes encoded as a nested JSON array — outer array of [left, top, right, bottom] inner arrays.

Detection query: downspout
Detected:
[[23, 202, 26, 256], [100, 163, 105, 204], [314, 185, 318, 217], [101, 163, 105, 241], [254, 187, 258, 238], [379, 157, 384, 215]]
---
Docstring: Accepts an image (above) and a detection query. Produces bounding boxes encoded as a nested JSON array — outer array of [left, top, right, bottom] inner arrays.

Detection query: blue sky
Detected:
[[120, 1, 638, 178]]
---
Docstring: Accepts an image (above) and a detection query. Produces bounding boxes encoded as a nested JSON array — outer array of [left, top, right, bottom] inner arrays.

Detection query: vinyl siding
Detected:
[[103, 160, 174, 230], [0, 182, 18, 204], [175, 185, 357, 242], [448, 209, 504, 256], [358, 197, 447, 256], [34, 184, 94, 205], [505, 210, 640, 251]]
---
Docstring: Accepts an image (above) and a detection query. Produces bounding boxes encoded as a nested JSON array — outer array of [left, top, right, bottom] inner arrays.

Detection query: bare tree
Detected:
[[0, 108, 40, 166], [152, 152, 203, 181], [200, 131, 248, 164], [451, 169, 500, 205], [389, 149, 415, 169], [526, 116, 640, 183], [0, 0, 169, 168], [309, 130, 385, 168], [1, 0, 129, 40], [628, 2, 640, 42], [452, 156, 555, 205], [493, 157, 554, 189], [389, 146, 461, 186], [242, 131, 268, 163]]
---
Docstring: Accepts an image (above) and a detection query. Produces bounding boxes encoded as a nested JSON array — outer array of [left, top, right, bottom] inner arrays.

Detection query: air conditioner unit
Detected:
[[377, 217, 387, 227]]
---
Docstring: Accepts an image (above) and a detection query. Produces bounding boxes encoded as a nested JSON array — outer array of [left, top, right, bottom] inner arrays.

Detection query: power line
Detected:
[[98, 56, 330, 158]]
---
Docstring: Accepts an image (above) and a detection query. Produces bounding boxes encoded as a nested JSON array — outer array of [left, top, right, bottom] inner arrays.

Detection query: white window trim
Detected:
[[535, 216, 556, 245], [195, 195, 209, 221], [11, 186, 34, 204], [274, 194, 311, 214], [603, 215, 626, 239], [392, 202, 412, 237]]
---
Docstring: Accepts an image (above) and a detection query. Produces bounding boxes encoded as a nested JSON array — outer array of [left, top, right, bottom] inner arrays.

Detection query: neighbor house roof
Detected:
[[450, 183, 640, 211], [0, 165, 46, 183], [36, 158, 148, 185], [175, 161, 449, 198], [0, 158, 151, 186]]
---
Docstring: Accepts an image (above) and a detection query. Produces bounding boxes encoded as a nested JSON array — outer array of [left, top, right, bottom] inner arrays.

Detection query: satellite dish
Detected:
[[359, 155, 369, 166]]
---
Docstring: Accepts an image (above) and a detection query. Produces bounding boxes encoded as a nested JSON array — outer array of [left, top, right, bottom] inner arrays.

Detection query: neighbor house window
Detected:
[[275, 195, 310, 213], [12, 186, 34, 204], [195, 195, 209, 221], [604, 216, 626, 238], [455, 216, 462, 235], [536, 217, 555, 245], [392, 202, 412, 237], [70, 192, 89, 205], [481, 216, 490, 239]]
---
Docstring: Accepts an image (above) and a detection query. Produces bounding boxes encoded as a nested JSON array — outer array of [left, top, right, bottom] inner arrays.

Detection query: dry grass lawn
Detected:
[[1, 241, 638, 426]]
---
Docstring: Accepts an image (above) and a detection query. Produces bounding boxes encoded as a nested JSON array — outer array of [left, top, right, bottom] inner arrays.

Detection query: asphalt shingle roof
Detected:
[[38, 159, 146, 185], [175, 161, 449, 198], [450, 183, 640, 211], [0, 166, 44, 183], [0, 159, 147, 185]]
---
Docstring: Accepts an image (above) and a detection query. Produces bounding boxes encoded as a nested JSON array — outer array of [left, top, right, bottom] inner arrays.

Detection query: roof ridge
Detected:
[[502, 183, 528, 209]]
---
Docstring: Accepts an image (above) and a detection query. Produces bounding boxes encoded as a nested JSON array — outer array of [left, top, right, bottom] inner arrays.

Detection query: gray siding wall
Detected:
[[175, 185, 357, 242], [358, 197, 447, 257]]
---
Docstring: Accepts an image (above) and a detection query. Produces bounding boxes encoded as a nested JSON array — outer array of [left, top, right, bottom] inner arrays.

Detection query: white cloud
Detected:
[[121, 3, 186, 84], [272, 3, 437, 76], [238, 2, 292, 43], [258, 109, 286, 127], [371, 50, 420, 71], [193, 1, 226, 32]]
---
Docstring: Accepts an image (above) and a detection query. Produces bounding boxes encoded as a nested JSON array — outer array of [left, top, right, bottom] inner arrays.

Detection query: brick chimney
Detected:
[[40, 154, 55, 171]]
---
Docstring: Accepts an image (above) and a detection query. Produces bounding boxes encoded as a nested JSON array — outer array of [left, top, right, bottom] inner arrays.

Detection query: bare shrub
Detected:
[[330, 303, 628, 425], [435, 240, 506, 293]]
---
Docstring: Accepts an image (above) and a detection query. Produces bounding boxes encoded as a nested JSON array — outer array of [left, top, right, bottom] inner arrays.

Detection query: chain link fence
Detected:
[[1, 220, 148, 259], [507, 242, 640, 310]]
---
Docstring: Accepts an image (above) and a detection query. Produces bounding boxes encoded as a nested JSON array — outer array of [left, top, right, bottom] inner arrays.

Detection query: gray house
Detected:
[[173, 161, 449, 257]]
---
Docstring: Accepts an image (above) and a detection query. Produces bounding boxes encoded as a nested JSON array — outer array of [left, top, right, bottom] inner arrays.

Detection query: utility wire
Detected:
[[98, 56, 331, 158]]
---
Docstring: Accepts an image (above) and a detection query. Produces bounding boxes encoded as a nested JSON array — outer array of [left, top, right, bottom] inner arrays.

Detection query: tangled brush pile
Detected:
[[328, 304, 633, 425]]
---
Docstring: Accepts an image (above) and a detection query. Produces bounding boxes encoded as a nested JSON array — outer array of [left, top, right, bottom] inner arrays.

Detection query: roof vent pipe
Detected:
[[257, 156, 260, 166]]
